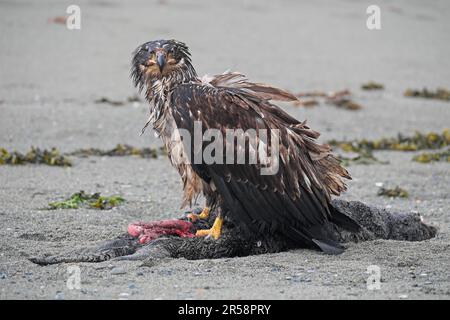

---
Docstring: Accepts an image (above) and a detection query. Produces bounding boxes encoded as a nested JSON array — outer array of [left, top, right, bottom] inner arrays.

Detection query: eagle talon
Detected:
[[195, 215, 222, 240], [187, 207, 210, 222]]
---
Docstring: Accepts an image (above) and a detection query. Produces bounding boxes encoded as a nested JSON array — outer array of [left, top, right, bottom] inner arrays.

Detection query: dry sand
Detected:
[[0, 0, 449, 299]]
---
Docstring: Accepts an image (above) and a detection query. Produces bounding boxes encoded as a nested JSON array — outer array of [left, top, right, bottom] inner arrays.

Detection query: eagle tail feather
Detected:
[[329, 204, 362, 233], [289, 226, 345, 255], [311, 238, 345, 255]]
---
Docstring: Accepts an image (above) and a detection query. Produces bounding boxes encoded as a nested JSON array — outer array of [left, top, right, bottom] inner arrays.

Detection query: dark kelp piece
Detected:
[[327, 98, 362, 110], [361, 82, 384, 90], [47, 190, 125, 210], [377, 186, 409, 198], [0, 147, 71, 166], [413, 149, 450, 163], [404, 88, 450, 101], [294, 89, 363, 110], [336, 149, 388, 166], [328, 129, 450, 153], [68, 144, 165, 159], [94, 95, 143, 106]]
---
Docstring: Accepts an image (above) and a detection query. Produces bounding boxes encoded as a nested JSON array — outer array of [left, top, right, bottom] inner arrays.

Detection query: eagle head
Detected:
[[131, 39, 196, 94]]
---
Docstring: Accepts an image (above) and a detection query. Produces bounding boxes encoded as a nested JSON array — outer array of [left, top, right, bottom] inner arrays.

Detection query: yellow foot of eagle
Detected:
[[196, 215, 223, 240], [187, 207, 210, 222]]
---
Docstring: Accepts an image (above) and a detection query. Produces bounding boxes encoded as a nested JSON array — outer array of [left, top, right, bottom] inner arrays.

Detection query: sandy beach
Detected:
[[0, 0, 449, 299]]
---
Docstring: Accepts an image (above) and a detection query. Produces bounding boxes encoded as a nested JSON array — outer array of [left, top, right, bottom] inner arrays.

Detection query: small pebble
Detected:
[[118, 292, 129, 300], [128, 283, 136, 289], [294, 277, 311, 283], [54, 292, 65, 300], [271, 267, 281, 272], [94, 265, 108, 270], [111, 267, 126, 275], [398, 294, 408, 299], [0, 273, 7, 279]]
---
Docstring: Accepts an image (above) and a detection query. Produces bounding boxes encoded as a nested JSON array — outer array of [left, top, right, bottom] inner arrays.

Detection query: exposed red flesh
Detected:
[[128, 219, 195, 244]]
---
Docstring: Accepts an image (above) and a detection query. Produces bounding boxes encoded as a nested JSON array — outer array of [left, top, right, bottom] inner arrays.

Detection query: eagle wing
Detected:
[[170, 79, 356, 253]]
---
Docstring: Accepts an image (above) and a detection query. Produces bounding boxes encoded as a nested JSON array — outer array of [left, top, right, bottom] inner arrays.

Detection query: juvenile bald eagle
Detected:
[[131, 39, 360, 254]]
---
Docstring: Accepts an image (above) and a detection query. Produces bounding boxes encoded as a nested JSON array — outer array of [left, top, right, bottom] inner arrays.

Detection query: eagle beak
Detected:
[[156, 52, 166, 71]]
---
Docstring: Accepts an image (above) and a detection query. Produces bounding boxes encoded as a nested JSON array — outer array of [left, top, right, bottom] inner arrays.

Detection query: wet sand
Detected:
[[0, 0, 449, 299]]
